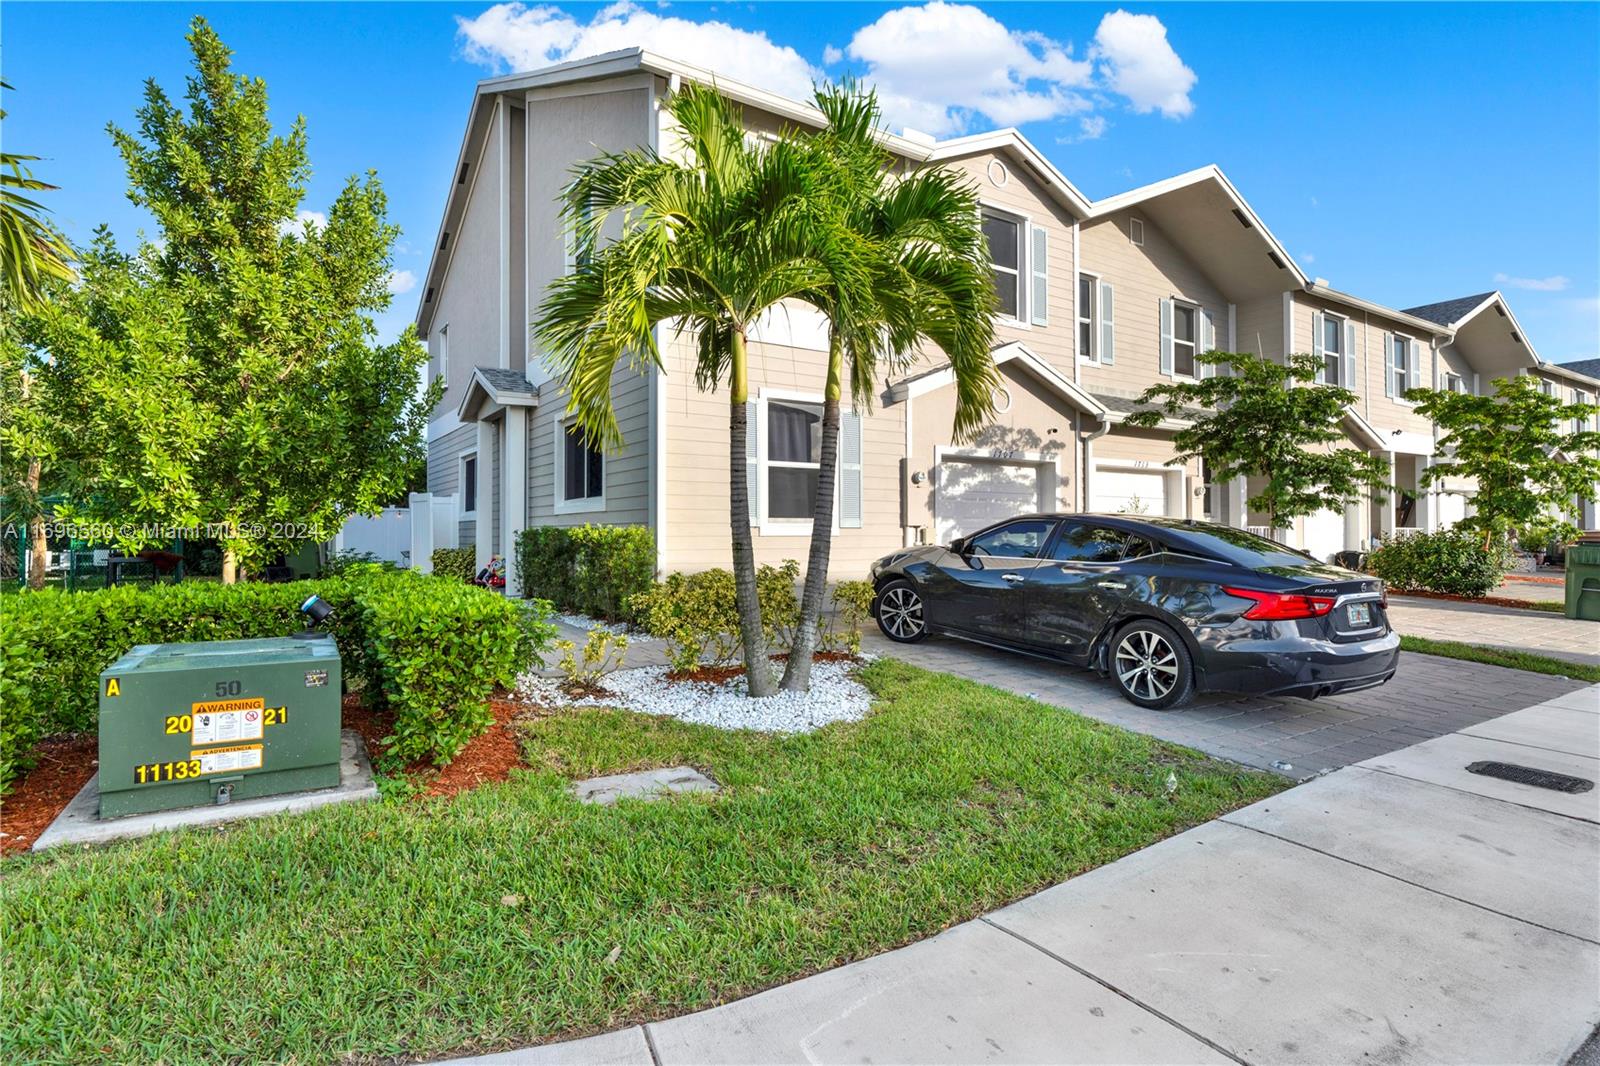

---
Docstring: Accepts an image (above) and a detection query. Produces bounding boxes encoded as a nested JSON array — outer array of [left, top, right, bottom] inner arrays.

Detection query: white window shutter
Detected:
[[1311, 311, 1325, 382], [1383, 333, 1395, 397], [1099, 282, 1115, 365], [839, 409, 864, 529], [746, 399, 760, 522], [1029, 227, 1048, 326], [1200, 310, 1216, 377], [1407, 341, 1420, 393], [1158, 298, 1174, 376], [1344, 321, 1357, 391]]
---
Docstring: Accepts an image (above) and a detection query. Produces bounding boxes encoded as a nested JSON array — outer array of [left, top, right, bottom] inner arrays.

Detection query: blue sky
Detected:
[[6, 2, 1598, 359]]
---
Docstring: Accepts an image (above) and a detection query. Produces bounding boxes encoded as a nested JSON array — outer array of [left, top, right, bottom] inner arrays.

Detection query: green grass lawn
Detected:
[[1401, 634, 1600, 682], [2, 659, 1281, 1065]]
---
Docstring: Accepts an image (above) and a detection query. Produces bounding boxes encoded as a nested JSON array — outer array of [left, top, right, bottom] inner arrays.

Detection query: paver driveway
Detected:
[[860, 630, 1588, 778]]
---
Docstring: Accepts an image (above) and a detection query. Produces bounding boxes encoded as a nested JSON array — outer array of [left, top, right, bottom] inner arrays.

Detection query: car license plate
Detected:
[[1347, 602, 1372, 627]]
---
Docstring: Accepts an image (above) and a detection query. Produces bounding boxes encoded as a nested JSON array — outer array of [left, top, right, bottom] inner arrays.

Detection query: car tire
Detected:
[[874, 579, 928, 643], [1109, 619, 1194, 710]]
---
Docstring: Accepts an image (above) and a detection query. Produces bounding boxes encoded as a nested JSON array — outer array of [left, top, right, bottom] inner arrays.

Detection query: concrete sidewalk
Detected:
[[1387, 595, 1600, 667], [445, 684, 1600, 1065]]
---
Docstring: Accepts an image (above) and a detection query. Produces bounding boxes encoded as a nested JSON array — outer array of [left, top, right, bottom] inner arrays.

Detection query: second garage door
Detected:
[[1092, 468, 1168, 517], [937, 458, 1043, 542]]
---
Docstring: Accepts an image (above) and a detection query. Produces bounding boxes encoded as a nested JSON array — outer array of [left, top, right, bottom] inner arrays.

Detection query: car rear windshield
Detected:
[[1161, 524, 1319, 567]]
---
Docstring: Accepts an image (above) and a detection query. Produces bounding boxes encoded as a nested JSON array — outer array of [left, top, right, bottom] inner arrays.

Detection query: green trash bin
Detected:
[[1564, 543, 1600, 621]]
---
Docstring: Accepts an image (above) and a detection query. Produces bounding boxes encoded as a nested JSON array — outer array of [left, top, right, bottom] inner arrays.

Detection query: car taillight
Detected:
[[1223, 586, 1337, 621]]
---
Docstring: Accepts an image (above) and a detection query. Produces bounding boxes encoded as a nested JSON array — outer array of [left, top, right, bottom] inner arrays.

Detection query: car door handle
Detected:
[[1097, 580, 1128, 590], [1002, 573, 1025, 583]]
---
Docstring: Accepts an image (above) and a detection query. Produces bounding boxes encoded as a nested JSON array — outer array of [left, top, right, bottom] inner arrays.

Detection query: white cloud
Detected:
[[276, 209, 327, 238], [1494, 272, 1570, 292], [1077, 115, 1108, 141], [843, 2, 1093, 136], [387, 269, 419, 295], [822, 44, 843, 65], [457, 2, 819, 102], [1300, 252, 1315, 265], [1091, 10, 1195, 118]]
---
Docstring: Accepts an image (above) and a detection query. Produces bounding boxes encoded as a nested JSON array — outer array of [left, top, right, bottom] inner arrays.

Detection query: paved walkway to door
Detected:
[[859, 630, 1587, 778], [443, 685, 1600, 1065]]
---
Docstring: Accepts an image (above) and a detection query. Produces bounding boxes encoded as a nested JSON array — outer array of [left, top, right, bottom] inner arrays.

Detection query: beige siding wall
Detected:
[[1077, 209, 1229, 400], [941, 151, 1079, 377], [1291, 292, 1434, 436], [1234, 293, 1285, 362]]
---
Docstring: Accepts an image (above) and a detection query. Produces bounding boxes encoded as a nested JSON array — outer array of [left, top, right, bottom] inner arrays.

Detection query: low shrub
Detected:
[[1368, 528, 1511, 598], [431, 547, 476, 582], [552, 628, 629, 694], [630, 561, 802, 674], [0, 575, 556, 782], [821, 580, 877, 656], [514, 524, 655, 622], [323, 550, 399, 577]]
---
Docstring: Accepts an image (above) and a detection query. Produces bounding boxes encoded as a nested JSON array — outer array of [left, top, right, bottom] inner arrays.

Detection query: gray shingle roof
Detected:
[[1558, 358, 1600, 383], [1400, 292, 1497, 327], [1093, 393, 1203, 422], [474, 366, 536, 395]]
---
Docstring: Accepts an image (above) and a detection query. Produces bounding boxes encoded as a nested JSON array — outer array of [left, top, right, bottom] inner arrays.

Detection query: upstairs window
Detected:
[[983, 211, 1022, 320], [1078, 274, 1096, 360], [1390, 336, 1411, 397], [436, 324, 450, 385], [1321, 314, 1344, 385], [1444, 373, 1466, 394], [1172, 303, 1198, 378]]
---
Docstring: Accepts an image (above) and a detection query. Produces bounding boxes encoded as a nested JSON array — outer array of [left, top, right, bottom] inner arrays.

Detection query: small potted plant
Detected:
[[1518, 524, 1551, 567]]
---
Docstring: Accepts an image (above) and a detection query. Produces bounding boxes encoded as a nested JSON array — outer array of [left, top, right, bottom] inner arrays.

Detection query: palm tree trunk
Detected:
[[781, 333, 843, 692], [26, 458, 46, 590], [728, 328, 775, 697]]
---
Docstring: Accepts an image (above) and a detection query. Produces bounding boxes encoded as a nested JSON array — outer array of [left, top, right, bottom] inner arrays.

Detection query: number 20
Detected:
[[164, 714, 194, 735]]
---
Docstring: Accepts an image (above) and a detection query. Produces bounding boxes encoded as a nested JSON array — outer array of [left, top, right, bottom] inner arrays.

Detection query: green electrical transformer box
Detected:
[[97, 637, 342, 819]]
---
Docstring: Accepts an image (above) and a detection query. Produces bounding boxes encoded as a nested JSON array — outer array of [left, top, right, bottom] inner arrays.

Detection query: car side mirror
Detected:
[[949, 536, 968, 556]]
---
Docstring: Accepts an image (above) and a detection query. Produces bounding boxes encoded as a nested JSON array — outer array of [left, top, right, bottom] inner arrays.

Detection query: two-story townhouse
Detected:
[[413, 48, 1592, 591]]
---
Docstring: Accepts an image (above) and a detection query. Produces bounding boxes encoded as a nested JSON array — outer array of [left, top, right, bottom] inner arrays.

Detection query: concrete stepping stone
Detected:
[[571, 766, 717, 806]]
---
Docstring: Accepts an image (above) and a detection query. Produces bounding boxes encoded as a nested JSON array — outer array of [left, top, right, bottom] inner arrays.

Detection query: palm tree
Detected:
[[534, 82, 867, 697], [1, 83, 75, 310], [778, 83, 1000, 691]]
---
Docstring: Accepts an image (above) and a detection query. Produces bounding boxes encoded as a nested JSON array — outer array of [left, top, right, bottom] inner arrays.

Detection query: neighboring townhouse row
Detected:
[[413, 48, 1600, 591]]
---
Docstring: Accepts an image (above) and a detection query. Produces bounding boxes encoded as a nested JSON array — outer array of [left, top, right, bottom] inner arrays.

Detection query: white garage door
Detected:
[[1093, 468, 1168, 517], [1300, 507, 1345, 564], [937, 458, 1043, 542]]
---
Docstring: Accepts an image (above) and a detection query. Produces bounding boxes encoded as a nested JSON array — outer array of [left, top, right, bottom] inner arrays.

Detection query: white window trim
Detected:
[[553, 416, 606, 515], [458, 449, 478, 518], [1171, 298, 1201, 380], [1076, 269, 1101, 363], [1391, 331, 1418, 407], [1129, 217, 1145, 246], [756, 388, 839, 537], [437, 323, 450, 386], [1316, 309, 1347, 387], [981, 201, 1032, 329]]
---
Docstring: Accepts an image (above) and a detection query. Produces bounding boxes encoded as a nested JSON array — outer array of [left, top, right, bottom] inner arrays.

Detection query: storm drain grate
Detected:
[[1465, 761, 1594, 794]]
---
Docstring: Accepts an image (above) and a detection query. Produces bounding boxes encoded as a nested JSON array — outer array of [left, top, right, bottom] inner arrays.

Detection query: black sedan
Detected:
[[869, 514, 1399, 709]]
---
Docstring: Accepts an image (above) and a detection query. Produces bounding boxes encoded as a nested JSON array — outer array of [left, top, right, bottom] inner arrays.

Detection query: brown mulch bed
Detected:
[[1, 734, 99, 855], [1390, 589, 1560, 611], [342, 692, 528, 799]]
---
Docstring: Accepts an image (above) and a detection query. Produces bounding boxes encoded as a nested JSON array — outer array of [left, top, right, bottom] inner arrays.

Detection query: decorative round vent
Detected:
[[987, 159, 1009, 187], [992, 385, 1013, 413]]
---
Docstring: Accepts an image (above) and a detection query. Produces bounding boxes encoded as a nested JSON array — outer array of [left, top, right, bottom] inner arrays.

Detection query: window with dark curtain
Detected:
[[462, 455, 477, 513], [563, 424, 602, 500]]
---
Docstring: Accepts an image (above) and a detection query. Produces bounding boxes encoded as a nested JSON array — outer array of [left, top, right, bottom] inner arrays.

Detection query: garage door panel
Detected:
[[938, 458, 1042, 542], [1092, 469, 1167, 517]]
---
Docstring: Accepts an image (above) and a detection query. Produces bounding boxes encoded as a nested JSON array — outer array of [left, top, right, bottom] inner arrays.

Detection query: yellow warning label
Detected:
[[106, 678, 121, 697], [191, 697, 265, 716]]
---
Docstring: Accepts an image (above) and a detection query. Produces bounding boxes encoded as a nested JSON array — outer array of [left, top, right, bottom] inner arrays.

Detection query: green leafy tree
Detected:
[[1126, 351, 1390, 531], [1406, 374, 1600, 548], [535, 82, 864, 697], [25, 19, 437, 581], [779, 82, 998, 692]]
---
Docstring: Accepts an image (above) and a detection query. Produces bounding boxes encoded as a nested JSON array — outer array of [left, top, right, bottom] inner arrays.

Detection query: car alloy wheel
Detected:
[[1114, 626, 1186, 706], [876, 582, 926, 642]]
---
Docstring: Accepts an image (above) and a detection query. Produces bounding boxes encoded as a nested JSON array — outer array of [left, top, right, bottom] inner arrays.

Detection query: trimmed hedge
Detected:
[[431, 547, 476, 582], [514, 524, 655, 622], [1368, 528, 1511, 598], [0, 575, 557, 791]]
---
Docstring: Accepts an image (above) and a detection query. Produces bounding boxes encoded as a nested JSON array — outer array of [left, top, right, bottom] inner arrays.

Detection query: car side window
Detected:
[[1121, 536, 1157, 561], [967, 519, 1055, 559], [1050, 524, 1129, 563]]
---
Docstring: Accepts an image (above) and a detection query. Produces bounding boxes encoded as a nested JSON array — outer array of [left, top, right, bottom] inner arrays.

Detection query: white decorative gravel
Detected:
[[515, 659, 872, 734], [551, 611, 658, 642]]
